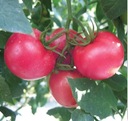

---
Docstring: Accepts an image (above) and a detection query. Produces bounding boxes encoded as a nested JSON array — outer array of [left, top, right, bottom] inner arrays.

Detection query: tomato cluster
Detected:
[[4, 28, 124, 107]]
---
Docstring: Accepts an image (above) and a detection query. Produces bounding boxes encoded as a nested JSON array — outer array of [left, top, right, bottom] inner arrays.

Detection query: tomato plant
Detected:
[[4, 30, 56, 80], [0, 0, 127, 121], [73, 31, 124, 80], [49, 70, 83, 108]]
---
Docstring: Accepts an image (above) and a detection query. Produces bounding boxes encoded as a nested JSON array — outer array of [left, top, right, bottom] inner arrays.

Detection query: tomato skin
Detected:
[[32, 28, 50, 42], [47, 28, 83, 58], [73, 31, 124, 80], [33, 28, 41, 39], [4, 32, 55, 80], [49, 70, 82, 108]]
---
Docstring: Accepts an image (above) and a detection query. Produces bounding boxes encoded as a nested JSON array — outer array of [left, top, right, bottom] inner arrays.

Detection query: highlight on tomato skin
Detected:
[[73, 31, 124, 80], [49, 70, 83, 108], [4, 30, 56, 81]]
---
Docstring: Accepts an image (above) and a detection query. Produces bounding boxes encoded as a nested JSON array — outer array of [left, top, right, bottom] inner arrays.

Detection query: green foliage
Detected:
[[71, 109, 94, 121], [0, 0, 127, 121], [0, 0, 32, 34], [100, 0, 127, 19], [68, 78, 118, 119], [2, 66, 25, 98], [104, 74, 127, 92], [28, 79, 49, 114], [22, 0, 33, 10], [0, 31, 11, 49], [47, 107, 71, 121], [0, 106, 16, 121], [0, 75, 12, 102]]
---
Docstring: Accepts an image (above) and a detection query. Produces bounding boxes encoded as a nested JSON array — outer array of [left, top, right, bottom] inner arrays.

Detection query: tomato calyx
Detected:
[[70, 18, 98, 46], [40, 29, 67, 57], [44, 29, 67, 45], [39, 28, 82, 71]]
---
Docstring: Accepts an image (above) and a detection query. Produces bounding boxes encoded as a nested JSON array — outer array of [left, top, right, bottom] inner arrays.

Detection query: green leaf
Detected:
[[31, 3, 42, 24], [80, 83, 117, 119], [96, 2, 105, 22], [114, 88, 127, 105], [47, 107, 71, 121], [0, 50, 4, 74], [2, 66, 25, 98], [0, 0, 32, 34], [0, 106, 16, 117], [104, 74, 127, 91], [68, 78, 95, 100], [35, 80, 49, 107], [113, 18, 125, 40], [29, 80, 49, 114], [68, 78, 117, 119], [0, 76, 12, 102], [29, 98, 38, 114], [22, 0, 33, 10], [0, 51, 24, 99], [72, 5, 86, 31], [100, 0, 127, 19], [68, 78, 95, 91], [51, 17, 62, 27], [40, 0, 52, 11], [71, 109, 94, 121], [0, 31, 11, 49], [119, 66, 127, 78], [53, 0, 60, 7], [75, 6, 87, 18]]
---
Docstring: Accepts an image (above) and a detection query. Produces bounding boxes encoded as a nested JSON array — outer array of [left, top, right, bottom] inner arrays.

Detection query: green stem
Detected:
[[73, 16, 92, 41], [44, 30, 66, 45], [56, 63, 74, 70], [65, 0, 73, 29]]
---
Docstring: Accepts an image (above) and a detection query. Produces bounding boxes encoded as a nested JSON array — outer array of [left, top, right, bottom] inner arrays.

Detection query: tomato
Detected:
[[47, 28, 83, 58], [4, 30, 56, 80], [49, 70, 82, 108], [73, 31, 124, 80], [33, 28, 41, 39], [33, 28, 50, 43]]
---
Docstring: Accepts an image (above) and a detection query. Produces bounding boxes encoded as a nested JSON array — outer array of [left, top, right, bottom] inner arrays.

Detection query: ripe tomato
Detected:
[[33, 28, 50, 42], [73, 31, 124, 80], [47, 28, 83, 58], [49, 70, 82, 108], [4, 30, 56, 80], [33, 28, 41, 39]]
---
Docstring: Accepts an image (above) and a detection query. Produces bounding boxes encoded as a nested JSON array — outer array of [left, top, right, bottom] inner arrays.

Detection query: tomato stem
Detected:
[[56, 63, 74, 70], [73, 17, 90, 38], [44, 30, 66, 45], [65, 0, 73, 29]]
